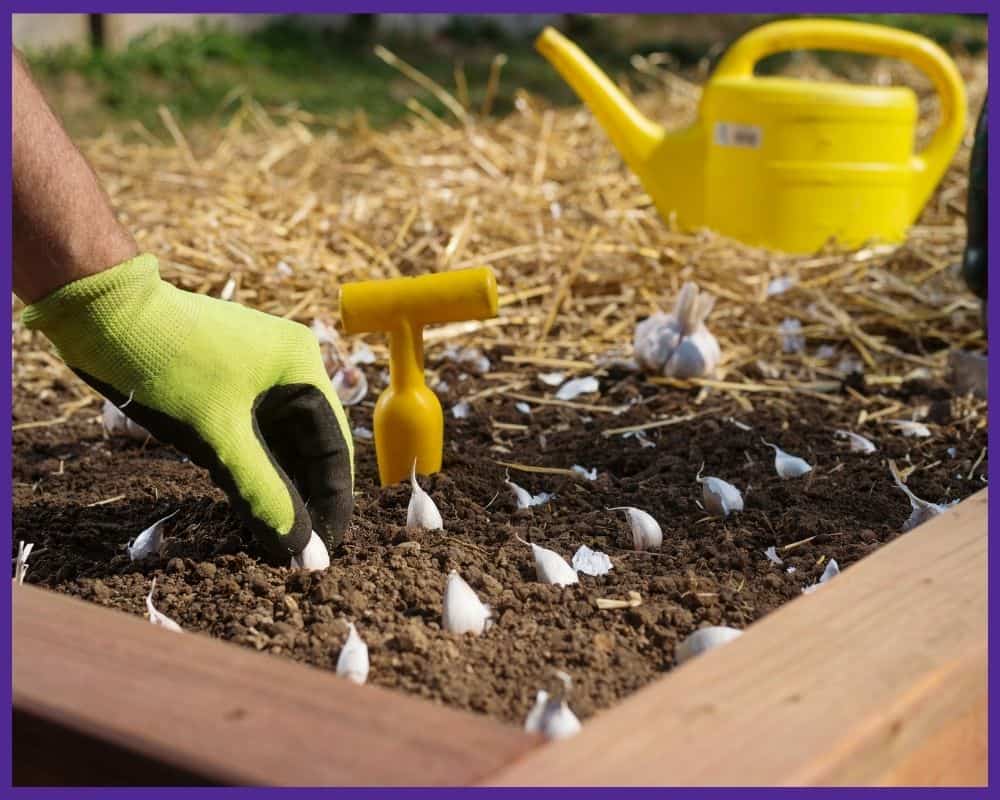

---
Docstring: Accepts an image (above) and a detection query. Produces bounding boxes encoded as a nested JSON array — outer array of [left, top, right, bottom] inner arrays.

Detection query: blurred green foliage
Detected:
[[25, 13, 986, 138]]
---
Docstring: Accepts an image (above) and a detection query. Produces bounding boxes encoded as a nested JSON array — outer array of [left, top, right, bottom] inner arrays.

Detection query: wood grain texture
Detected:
[[486, 488, 988, 787], [13, 585, 540, 786]]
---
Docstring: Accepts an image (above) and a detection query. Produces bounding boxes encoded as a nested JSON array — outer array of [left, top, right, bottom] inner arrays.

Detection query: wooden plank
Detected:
[[486, 489, 988, 787], [13, 585, 540, 786]]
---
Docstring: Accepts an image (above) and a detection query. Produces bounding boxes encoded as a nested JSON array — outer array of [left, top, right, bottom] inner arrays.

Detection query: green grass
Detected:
[[25, 14, 986, 139]]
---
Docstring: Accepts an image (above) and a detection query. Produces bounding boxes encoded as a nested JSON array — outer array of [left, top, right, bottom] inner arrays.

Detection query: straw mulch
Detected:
[[13, 48, 988, 432]]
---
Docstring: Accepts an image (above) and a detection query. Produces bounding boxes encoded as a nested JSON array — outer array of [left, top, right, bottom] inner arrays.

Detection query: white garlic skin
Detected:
[[129, 510, 178, 561], [700, 477, 743, 518], [609, 507, 662, 551], [571, 545, 613, 577], [336, 622, 370, 685], [802, 559, 840, 594], [675, 626, 742, 665], [890, 467, 954, 532], [442, 571, 492, 635], [524, 691, 582, 740], [407, 463, 443, 530], [290, 531, 331, 571]]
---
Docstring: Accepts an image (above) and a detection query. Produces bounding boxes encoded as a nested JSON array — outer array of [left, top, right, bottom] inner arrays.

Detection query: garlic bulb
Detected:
[[695, 466, 743, 518], [571, 545, 612, 577], [102, 399, 150, 440], [332, 365, 368, 406], [14, 541, 33, 585], [675, 626, 742, 665], [834, 429, 876, 454], [146, 579, 183, 632], [407, 461, 444, 530], [889, 461, 956, 532], [336, 622, 370, 685], [290, 531, 331, 571], [762, 439, 812, 478], [442, 570, 492, 635], [128, 509, 178, 561], [524, 690, 582, 740], [802, 559, 839, 594], [634, 282, 720, 379], [516, 536, 579, 586], [608, 506, 662, 551]]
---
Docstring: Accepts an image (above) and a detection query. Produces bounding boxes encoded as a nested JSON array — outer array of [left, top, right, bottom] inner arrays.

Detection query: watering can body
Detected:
[[537, 19, 967, 254]]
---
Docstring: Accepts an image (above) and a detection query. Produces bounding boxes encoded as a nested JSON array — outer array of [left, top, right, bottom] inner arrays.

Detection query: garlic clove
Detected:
[[834, 429, 877, 454], [128, 509, 178, 562], [515, 402, 532, 415], [407, 461, 444, 530], [696, 467, 743, 518], [664, 326, 720, 379], [517, 536, 579, 586], [290, 531, 331, 571], [608, 506, 662, 551], [555, 376, 599, 401], [762, 439, 812, 478], [888, 419, 932, 438], [504, 474, 553, 509], [571, 545, 612, 577], [336, 622, 370, 685], [634, 312, 682, 373], [889, 460, 955, 532], [451, 401, 471, 419], [675, 626, 742, 664], [524, 691, 582, 740], [442, 570, 492, 635], [332, 366, 368, 406], [537, 371, 566, 387], [102, 399, 151, 441], [802, 559, 839, 594], [352, 426, 373, 441], [14, 540, 34, 585], [571, 465, 597, 481], [220, 277, 237, 301], [146, 579, 183, 632], [764, 546, 783, 565]]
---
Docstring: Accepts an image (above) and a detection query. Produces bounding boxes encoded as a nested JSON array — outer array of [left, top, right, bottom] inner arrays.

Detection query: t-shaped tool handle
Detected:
[[340, 267, 499, 485]]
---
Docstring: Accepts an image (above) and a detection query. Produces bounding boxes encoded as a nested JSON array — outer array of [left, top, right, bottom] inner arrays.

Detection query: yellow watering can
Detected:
[[536, 19, 967, 253]]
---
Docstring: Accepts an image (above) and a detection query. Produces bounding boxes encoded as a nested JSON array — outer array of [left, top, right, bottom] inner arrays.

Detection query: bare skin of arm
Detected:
[[12, 48, 137, 303]]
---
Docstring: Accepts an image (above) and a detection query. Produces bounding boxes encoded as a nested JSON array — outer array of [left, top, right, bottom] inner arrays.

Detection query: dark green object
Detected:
[[961, 95, 987, 306]]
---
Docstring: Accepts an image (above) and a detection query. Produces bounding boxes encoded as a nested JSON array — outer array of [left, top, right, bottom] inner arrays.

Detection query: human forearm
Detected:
[[12, 48, 137, 303]]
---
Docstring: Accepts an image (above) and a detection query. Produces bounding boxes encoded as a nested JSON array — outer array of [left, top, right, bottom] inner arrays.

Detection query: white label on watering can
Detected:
[[714, 122, 762, 149]]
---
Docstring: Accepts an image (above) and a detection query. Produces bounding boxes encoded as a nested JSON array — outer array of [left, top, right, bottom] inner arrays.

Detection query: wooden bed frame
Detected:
[[13, 488, 987, 787]]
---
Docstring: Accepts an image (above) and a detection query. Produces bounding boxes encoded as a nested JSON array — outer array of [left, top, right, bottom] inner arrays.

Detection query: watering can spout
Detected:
[[536, 27, 665, 176]]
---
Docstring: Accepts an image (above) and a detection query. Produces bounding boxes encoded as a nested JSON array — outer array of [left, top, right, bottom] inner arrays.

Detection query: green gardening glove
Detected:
[[22, 253, 355, 560]]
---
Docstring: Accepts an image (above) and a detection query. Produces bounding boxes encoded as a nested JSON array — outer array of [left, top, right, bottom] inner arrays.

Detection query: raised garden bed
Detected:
[[11, 38, 988, 785]]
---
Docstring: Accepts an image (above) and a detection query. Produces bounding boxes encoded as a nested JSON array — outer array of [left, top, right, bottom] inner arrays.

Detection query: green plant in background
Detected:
[[25, 13, 986, 139]]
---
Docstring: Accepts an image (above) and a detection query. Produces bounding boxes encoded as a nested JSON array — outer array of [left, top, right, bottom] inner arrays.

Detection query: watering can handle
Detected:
[[714, 19, 968, 216]]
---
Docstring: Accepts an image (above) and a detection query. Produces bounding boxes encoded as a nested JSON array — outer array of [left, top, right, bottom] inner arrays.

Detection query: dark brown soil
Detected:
[[12, 364, 987, 726]]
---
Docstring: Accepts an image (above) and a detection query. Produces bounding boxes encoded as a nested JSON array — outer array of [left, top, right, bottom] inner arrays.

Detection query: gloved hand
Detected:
[[22, 253, 354, 560]]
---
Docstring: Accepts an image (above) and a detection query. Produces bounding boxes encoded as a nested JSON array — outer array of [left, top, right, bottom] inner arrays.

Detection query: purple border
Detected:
[[3, 5, 994, 796]]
